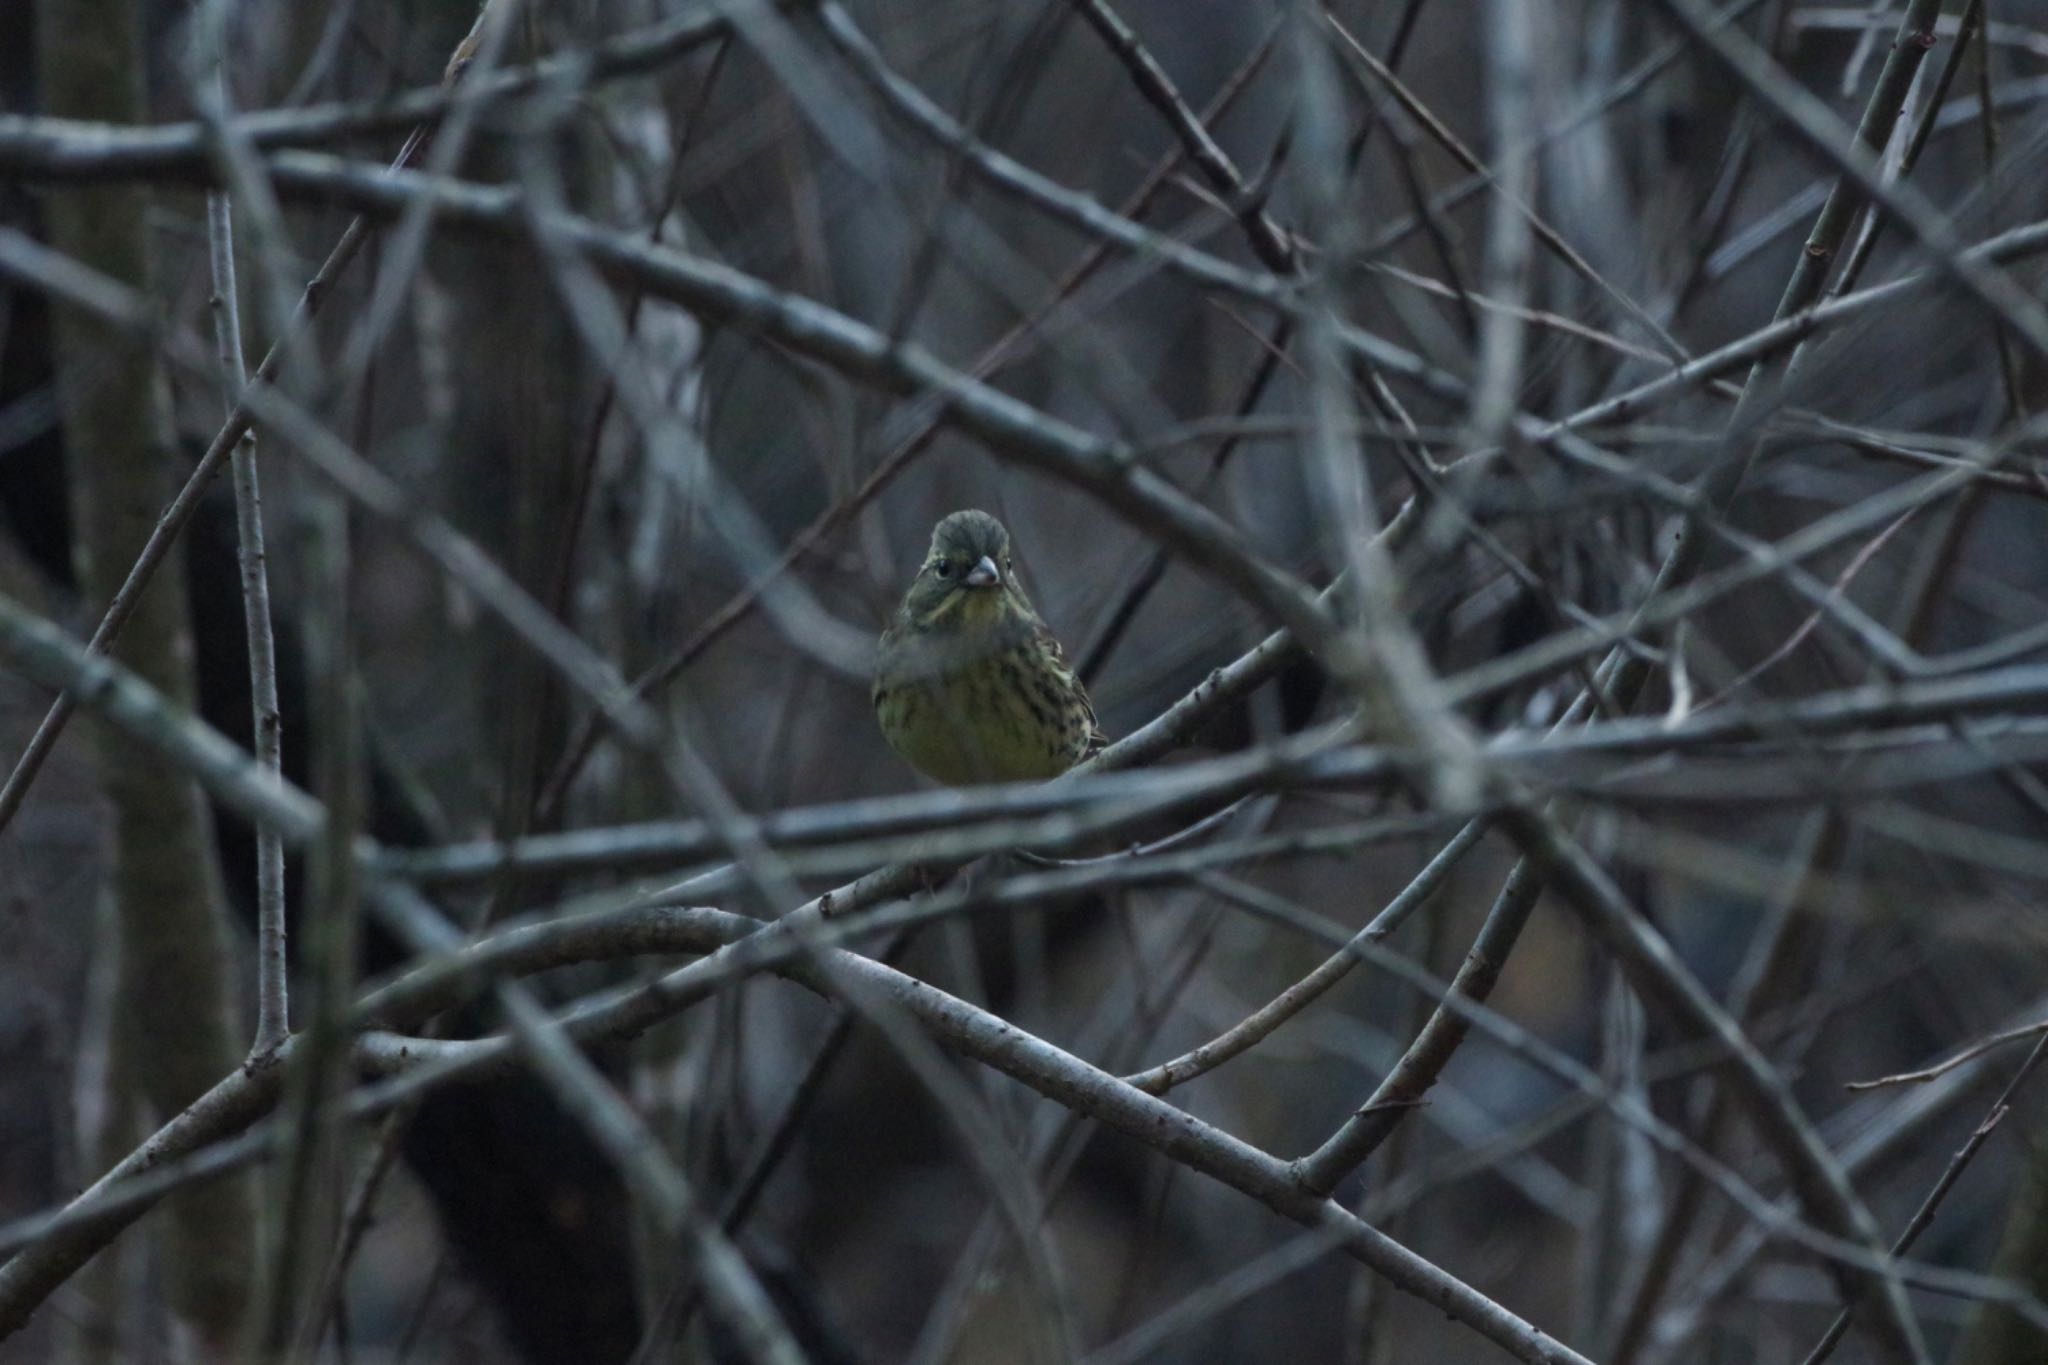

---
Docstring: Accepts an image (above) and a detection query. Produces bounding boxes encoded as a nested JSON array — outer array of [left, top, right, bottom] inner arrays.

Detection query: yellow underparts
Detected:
[[877, 583, 1093, 785], [878, 644, 1089, 785]]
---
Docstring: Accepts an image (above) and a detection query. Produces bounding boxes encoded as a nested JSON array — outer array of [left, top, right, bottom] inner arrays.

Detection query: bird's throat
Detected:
[[925, 586, 1009, 633]]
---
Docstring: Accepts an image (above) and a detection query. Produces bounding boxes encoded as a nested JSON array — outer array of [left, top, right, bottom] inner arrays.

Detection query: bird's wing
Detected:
[[1035, 618, 1108, 751]]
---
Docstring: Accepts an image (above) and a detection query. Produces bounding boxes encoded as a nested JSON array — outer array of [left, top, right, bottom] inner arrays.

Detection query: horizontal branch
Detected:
[[0, 5, 732, 178]]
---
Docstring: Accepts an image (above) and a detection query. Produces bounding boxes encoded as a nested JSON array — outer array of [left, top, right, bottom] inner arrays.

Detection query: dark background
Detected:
[[5, 1, 2048, 1362]]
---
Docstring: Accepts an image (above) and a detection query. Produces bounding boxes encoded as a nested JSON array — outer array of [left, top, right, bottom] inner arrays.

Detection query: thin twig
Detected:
[[202, 140, 288, 1060], [1849, 1018, 2048, 1090]]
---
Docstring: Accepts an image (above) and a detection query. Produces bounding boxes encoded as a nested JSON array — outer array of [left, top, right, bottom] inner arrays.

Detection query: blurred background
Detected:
[[5, 0, 2048, 1361]]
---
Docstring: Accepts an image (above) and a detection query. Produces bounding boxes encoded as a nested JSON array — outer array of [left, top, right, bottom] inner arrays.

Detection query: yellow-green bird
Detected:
[[874, 510, 1103, 785]]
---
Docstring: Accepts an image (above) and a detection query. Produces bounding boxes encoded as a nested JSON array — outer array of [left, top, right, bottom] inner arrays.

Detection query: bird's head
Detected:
[[901, 509, 1033, 633]]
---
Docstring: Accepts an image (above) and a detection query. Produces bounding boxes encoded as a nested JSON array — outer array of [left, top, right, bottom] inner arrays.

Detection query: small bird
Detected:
[[874, 510, 1102, 785]]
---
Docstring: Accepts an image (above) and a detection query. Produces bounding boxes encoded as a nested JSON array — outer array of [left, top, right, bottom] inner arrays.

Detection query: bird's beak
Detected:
[[963, 555, 1000, 588]]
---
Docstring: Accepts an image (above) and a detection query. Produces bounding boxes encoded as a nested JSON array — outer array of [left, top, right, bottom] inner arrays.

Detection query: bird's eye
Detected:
[[932, 557, 953, 578]]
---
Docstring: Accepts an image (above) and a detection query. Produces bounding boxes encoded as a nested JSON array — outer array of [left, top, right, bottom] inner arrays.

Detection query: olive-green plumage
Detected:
[[873, 510, 1102, 785]]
